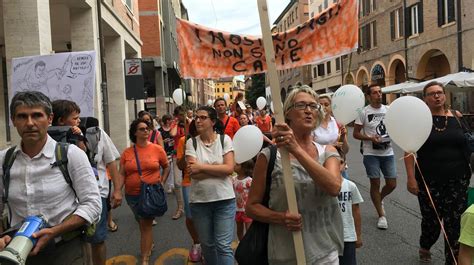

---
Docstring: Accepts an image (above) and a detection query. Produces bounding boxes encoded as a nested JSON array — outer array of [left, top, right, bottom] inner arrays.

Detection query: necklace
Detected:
[[433, 113, 448, 132]]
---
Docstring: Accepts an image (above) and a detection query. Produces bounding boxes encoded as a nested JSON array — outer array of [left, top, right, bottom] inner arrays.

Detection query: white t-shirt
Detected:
[[338, 178, 364, 242], [185, 134, 235, 203], [354, 105, 394, 156], [313, 116, 339, 145], [95, 129, 121, 198]]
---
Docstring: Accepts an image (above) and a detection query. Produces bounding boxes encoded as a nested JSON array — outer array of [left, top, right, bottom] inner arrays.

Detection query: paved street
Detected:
[[106, 127, 448, 264]]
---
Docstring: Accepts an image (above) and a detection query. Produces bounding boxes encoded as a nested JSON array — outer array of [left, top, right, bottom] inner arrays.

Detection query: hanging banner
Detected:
[[177, 0, 358, 79], [11, 51, 96, 117]]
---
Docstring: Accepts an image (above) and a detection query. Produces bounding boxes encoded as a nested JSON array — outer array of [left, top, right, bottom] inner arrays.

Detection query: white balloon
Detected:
[[331, 85, 365, 125], [172, 89, 185, 106], [223, 93, 230, 101], [207, 99, 213, 106], [385, 96, 432, 153], [256, 97, 267, 110], [233, 125, 263, 163]]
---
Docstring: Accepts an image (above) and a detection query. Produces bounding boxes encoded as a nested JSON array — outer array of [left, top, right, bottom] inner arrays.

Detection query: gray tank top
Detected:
[[261, 143, 344, 265]]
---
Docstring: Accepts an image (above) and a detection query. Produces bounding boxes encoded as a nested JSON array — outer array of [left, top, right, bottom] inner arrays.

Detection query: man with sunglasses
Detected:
[[353, 84, 397, 230]]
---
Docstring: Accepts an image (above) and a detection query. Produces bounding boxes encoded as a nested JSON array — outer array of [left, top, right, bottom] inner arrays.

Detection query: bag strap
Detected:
[[452, 109, 471, 132], [133, 145, 143, 178], [192, 137, 197, 151], [262, 145, 277, 207], [223, 116, 231, 131], [150, 130, 157, 144], [2, 146, 17, 205]]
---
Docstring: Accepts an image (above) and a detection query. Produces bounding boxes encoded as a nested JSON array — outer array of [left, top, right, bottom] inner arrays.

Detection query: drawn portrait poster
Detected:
[[11, 51, 96, 117]]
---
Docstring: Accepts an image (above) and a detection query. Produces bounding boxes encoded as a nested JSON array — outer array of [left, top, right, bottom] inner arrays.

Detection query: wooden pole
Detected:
[[256, 0, 306, 264]]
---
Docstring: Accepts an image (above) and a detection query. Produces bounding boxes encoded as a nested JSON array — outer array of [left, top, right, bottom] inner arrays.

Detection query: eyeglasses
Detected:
[[425, 91, 445, 97], [292, 102, 321, 111], [195, 115, 209, 121], [137, 127, 149, 132]]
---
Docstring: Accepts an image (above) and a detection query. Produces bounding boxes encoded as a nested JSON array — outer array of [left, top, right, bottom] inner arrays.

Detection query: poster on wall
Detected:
[[11, 51, 96, 117]]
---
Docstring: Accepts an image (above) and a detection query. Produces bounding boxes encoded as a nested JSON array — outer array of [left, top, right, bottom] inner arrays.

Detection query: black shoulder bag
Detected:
[[453, 110, 474, 154], [134, 145, 168, 218], [235, 145, 277, 265]]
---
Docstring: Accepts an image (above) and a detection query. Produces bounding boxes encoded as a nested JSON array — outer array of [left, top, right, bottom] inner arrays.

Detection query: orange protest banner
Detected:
[[176, 0, 358, 79]]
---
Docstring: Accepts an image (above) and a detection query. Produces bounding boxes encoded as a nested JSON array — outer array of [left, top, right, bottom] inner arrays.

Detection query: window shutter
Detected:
[[390, 11, 395, 40], [399, 8, 404, 37], [405, 7, 412, 37], [418, 2, 424, 33], [447, 0, 455, 22], [438, 0, 444, 26]]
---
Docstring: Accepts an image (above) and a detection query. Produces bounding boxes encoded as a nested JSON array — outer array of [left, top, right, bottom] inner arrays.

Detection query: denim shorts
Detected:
[[125, 194, 154, 221], [182, 186, 192, 219], [84, 197, 108, 244], [363, 155, 397, 178]]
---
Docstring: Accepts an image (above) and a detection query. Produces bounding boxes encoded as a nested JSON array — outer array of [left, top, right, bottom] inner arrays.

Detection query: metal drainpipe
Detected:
[[97, 0, 110, 134], [456, 0, 463, 71], [403, 0, 409, 80]]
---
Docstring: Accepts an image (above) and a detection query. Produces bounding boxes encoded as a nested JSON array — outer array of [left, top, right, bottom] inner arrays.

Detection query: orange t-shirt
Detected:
[[120, 143, 168, 196], [256, 115, 272, 133], [220, 115, 240, 139], [176, 136, 191, 187]]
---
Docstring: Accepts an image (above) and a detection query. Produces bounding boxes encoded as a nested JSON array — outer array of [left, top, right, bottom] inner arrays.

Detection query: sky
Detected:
[[181, 0, 291, 35]]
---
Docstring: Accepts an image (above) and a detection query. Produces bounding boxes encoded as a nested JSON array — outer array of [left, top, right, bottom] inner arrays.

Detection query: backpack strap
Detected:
[[223, 116, 231, 131], [220, 134, 225, 149], [53, 142, 77, 198], [192, 137, 197, 151], [2, 147, 17, 205], [262, 145, 277, 207]]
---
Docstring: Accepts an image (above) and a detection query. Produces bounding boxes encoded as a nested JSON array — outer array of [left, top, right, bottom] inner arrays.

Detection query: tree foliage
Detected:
[[245, 73, 266, 109]]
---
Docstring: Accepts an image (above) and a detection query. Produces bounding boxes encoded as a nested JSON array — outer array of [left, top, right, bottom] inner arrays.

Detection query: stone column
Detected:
[[3, 0, 53, 145], [70, 3, 102, 120], [105, 36, 129, 152]]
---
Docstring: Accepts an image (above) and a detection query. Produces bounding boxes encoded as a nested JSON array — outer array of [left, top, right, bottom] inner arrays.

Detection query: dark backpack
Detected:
[[47, 126, 84, 145], [2, 142, 74, 228], [80, 117, 101, 168]]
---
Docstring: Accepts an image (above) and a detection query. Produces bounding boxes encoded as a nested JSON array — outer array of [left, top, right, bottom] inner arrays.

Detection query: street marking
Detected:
[[106, 255, 137, 265], [154, 248, 188, 265]]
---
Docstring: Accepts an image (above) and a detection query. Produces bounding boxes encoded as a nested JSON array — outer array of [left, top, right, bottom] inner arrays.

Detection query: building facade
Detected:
[[272, 0, 312, 101], [343, 0, 474, 112], [139, 0, 187, 117], [0, 0, 143, 151], [309, 0, 343, 94], [214, 77, 245, 105]]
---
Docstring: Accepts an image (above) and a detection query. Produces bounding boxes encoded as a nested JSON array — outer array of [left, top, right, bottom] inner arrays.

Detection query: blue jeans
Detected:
[[190, 199, 236, 265], [84, 197, 108, 244]]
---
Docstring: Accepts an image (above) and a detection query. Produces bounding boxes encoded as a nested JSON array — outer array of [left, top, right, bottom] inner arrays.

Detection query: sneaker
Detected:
[[152, 219, 158, 226], [377, 216, 388, 230], [189, 243, 202, 263]]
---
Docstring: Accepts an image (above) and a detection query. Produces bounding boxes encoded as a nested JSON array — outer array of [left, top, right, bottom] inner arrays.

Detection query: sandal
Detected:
[[419, 248, 431, 263], [172, 209, 184, 220], [107, 221, 118, 232]]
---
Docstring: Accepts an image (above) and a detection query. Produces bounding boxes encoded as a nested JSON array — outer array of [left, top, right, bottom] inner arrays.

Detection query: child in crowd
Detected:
[[458, 204, 474, 264], [233, 159, 254, 241], [337, 151, 363, 265]]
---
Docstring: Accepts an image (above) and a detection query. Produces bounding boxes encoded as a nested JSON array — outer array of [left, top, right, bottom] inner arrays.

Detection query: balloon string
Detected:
[[406, 153, 458, 265]]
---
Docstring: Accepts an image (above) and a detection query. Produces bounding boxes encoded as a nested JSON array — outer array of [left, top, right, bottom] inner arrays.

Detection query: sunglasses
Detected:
[[195, 115, 209, 121], [137, 127, 149, 132]]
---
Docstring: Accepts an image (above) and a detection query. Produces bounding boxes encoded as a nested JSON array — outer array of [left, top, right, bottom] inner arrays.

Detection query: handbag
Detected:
[[133, 145, 168, 218], [235, 145, 277, 265], [453, 110, 474, 153]]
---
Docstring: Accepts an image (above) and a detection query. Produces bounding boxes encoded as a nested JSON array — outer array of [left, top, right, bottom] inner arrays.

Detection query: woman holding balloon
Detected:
[[246, 85, 343, 264], [403, 81, 470, 264]]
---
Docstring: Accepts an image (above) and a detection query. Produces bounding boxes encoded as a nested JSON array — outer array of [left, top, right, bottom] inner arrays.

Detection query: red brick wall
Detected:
[[138, 0, 162, 57], [109, 0, 141, 38]]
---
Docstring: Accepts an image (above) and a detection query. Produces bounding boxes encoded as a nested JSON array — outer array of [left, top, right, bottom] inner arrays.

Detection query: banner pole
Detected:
[[256, 0, 306, 264]]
